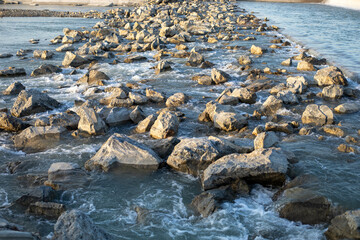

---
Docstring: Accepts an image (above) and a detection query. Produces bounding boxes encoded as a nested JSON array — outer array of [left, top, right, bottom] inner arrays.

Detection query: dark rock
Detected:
[[31, 64, 61, 77], [0, 67, 26, 77], [0, 112, 28, 132], [2, 81, 25, 95], [27, 201, 65, 219]]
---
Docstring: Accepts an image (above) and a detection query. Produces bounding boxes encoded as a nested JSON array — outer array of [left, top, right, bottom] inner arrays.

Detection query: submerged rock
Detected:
[[325, 210, 360, 240], [85, 133, 162, 171], [334, 103, 360, 114]]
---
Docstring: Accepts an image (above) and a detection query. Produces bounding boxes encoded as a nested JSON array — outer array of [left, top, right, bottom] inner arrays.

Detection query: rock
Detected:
[[31, 64, 61, 76], [166, 93, 186, 107], [0, 67, 26, 77], [13, 126, 66, 153], [297, 61, 315, 71], [77, 106, 107, 135], [135, 114, 157, 133], [286, 76, 308, 94], [155, 60, 171, 74], [202, 148, 289, 190], [41, 50, 54, 60], [322, 126, 345, 137], [130, 106, 145, 123], [276, 187, 334, 224], [49, 111, 80, 130], [13, 186, 58, 208], [211, 68, 230, 84], [314, 66, 347, 86], [250, 45, 263, 55], [146, 88, 165, 103], [0, 53, 12, 58], [2, 81, 25, 95], [186, 51, 204, 67], [104, 108, 131, 126], [48, 162, 80, 178], [46, 162, 87, 190], [302, 104, 334, 126], [129, 92, 148, 105], [217, 95, 239, 105], [254, 131, 279, 150], [238, 55, 252, 65], [277, 90, 298, 104], [62, 51, 90, 68], [337, 144, 356, 153], [11, 89, 61, 118], [124, 55, 147, 63], [85, 133, 161, 171], [0, 230, 37, 240], [230, 88, 257, 104], [0, 112, 28, 132], [198, 101, 235, 122], [56, 44, 75, 52], [322, 85, 343, 99], [265, 122, 294, 134], [334, 103, 360, 114], [150, 111, 179, 139], [299, 127, 314, 135], [167, 138, 221, 176], [192, 75, 213, 85], [142, 137, 180, 159], [213, 112, 248, 132], [325, 210, 360, 240], [281, 58, 292, 66], [261, 95, 283, 115], [77, 70, 109, 86], [53, 210, 112, 240], [27, 201, 65, 218]]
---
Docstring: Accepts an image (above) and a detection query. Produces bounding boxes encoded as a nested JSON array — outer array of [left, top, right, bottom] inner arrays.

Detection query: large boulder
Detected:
[[31, 64, 61, 77], [325, 210, 360, 240], [261, 95, 283, 115], [11, 89, 61, 118], [254, 131, 279, 150], [213, 112, 247, 132], [276, 187, 334, 225], [322, 85, 343, 99], [202, 148, 289, 190], [301, 104, 334, 126], [211, 68, 230, 84], [186, 51, 204, 67], [314, 66, 347, 86], [49, 111, 80, 130], [13, 126, 66, 153], [46, 162, 88, 190], [198, 101, 235, 122], [77, 70, 110, 86], [0, 112, 28, 132], [62, 52, 90, 68], [104, 108, 131, 126], [85, 133, 162, 171], [53, 210, 112, 240], [149, 111, 179, 139], [77, 107, 107, 135], [2, 81, 25, 95]]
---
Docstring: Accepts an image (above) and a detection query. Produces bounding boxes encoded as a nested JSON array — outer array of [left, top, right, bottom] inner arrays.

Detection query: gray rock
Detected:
[[186, 51, 204, 67], [31, 64, 61, 77], [277, 90, 298, 104], [254, 131, 279, 150], [46, 162, 88, 190], [281, 58, 292, 66], [105, 108, 131, 126], [286, 76, 308, 94], [166, 93, 186, 107], [334, 103, 360, 114], [211, 68, 230, 84], [155, 60, 172, 75], [150, 111, 179, 139], [238, 55, 252, 65], [77, 70, 110, 86], [0, 67, 26, 77], [198, 101, 235, 122], [213, 112, 247, 132], [77, 106, 107, 135], [11, 89, 61, 118], [322, 85, 343, 99], [0, 112, 28, 132], [135, 114, 157, 133], [202, 148, 289, 190], [56, 44, 75, 52], [53, 210, 112, 240], [296, 61, 315, 71], [302, 104, 334, 126], [85, 133, 161, 171], [142, 137, 180, 159], [27, 201, 65, 218], [325, 209, 360, 240], [261, 95, 283, 115], [49, 111, 80, 130], [0, 230, 37, 240], [13, 126, 66, 153], [62, 51, 90, 68], [2, 81, 25, 95], [314, 66, 348, 86], [265, 122, 294, 134], [230, 88, 257, 104], [128, 92, 148, 105], [146, 88, 165, 103], [130, 106, 145, 124]]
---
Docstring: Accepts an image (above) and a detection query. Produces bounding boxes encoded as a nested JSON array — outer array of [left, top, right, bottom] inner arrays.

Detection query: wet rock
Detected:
[[302, 104, 334, 126], [325, 210, 360, 240], [62, 51, 90, 68], [142, 137, 179, 160], [322, 126, 345, 137], [286, 76, 308, 94], [322, 85, 343, 99], [192, 75, 213, 85], [31, 64, 61, 76], [202, 148, 289, 190], [46, 162, 88, 190], [146, 88, 165, 103], [281, 58, 292, 66], [199, 101, 235, 122], [334, 103, 360, 114], [277, 90, 298, 105], [130, 106, 145, 123], [77, 106, 107, 135], [261, 95, 283, 115], [135, 114, 157, 133], [250, 45, 263, 55], [85, 133, 161, 171], [11, 89, 61, 118], [211, 68, 230, 84], [41, 50, 54, 60], [2, 81, 25, 95], [155, 60, 172, 74], [56, 44, 75, 52], [217, 95, 238, 105], [53, 210, 112, 240], [166, 93, 186, 107], [0, 112, 28, 132], [124, 55, 147, 63], [13, 186, 58, 208], [49, 111, 80, 130], [13, 126, 66, 153], [276, 187, 334, 225], [254, 131, 279, 150], [103, 107, 131, 126], [150, 111, 179, 139], [230, 88, 257, 104], [0, 67, 26, 77], [265, 122, 294, 134], [186, 51, 204, 67], [296, 61, 315, 71], [27, 201, 65, 219], [238, 55, 252, 65], [0, 53, 12, 58], [77, 70, 110, 86], [213, 112, 248, 132], [0, 230, 38, 240], [314, 66, 347, 86], [134, 206, 150, 224], [337, 144, 356, 153]]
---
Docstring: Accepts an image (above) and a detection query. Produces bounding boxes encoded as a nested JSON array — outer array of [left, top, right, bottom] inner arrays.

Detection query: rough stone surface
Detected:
[[297, 61, 315, 71], [322, 85, 343, 99], [62, 51, 90, 68], [230, 88, 257, 104], [314, 66, 348, 86], [135, 114, 157, 133], [238, 55, 252, 65], [213, 112, 247, 132], [286, 76, 308, 94], [150, 111, 179, 139], [104, 108, 131, 126], [77, 106, 107, 135], [2, 81, 25, 95], [211, 68, 230, 84], [166, 93, 186, 107], [77, 70, 110, 86], [250, 45, 263, 55], [325, 210, 360, 240], [334, 103, 360, 114], [302, 104, 334, 126], [254, 131, 279, 150], [261, 95, 283, 115], [0, 112, 28, 132], [27, 201, 65, 218]]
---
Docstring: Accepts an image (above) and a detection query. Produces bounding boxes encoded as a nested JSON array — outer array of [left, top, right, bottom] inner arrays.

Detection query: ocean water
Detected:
[[0, 2, 359, 239]]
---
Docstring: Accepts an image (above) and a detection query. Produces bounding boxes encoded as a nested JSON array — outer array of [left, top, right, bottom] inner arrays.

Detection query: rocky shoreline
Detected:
[[0, 0, 360, 239], [0, 8, 108, 17]]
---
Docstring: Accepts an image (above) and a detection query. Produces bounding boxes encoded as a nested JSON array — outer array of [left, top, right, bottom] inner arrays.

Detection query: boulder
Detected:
[[277, 90, 298, 104], [211, 68, 230, 84], [261, 95, 283, 115], [281, 58, 292, 66], [12, 186, 58, 209], [130, 106, 145, 123], [146, 89, 165, 103], [198, 101, 235, 122], [49, 111, 80, 130], [192, 75, 213, 85], [334, 103, 360, 114], [0, 67, 26, 77], [322, 126, 345, 137], [128, 92, 148, 105], [286, 76, 308, 94], [297, 61, 315, 71], [314, 66, 347, 86], [213, 112, 247, 132], [77, 106, 107, 135], [124, 55, 147, 63], [85, 133, 161, 171], [155, 60, 171, 74], [325, 210, 360, 240], [31, 64, 61, 77], [62, 52, 90, 68], [250, 45, 263, 55], [230, 88, 257, 104], [322, 85, 343, 99], [254, 131, 279, 150], [142, 137, 180, 159], [53, 210, 112, 240], [186, 51, 204, 67], [77, 70, 110, 86], [11, 89, 61, 118], [13, 126, 66, 153], [276, 187, 334, 225], [166, 93, 186, 107], [104, 108, 131, 126], [238, 55, 252, 65], [41, 50, 54, 60], [46, 162, 88, 190], [202, 148, 289, 190], [27, 201, 65, 218], [265, 122, 294, 134], [217, 95, 238, 105], [302, 104, 334, 126], [0, 112, 28, 132], [150, 111, 179, 139], [2, 81, 25, 95], [56, 44, 75, 52], [0, 230, 37, 240], [135, 114, 157, 133]]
